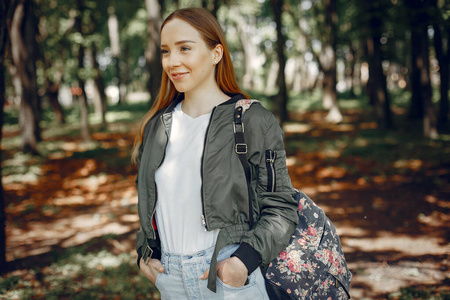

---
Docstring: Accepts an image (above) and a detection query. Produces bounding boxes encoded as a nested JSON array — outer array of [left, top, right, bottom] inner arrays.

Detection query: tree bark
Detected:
[[270, 0, 288, 124], [46, 79, 65, 123], [108, 7, 125, 105], [406, 0, 438, 138], [235, 11, 259, 91], [90, 45, 107, 128], [10, 0, 41, 154], [364, 1, 394, 129], [75, 0, 91, 142], [145, 0, 162, 106], [0, 0, 10, 273], [431, 0, 449, 132], [321, 0, 342, 123]]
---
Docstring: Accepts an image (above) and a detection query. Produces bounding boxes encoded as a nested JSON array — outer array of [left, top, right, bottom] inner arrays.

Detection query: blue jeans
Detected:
[[154, 244, 270, 300]]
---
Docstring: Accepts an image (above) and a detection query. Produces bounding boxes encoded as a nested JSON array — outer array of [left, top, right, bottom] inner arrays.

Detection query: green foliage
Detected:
[[0, 243, 160, 299], [389, 285, 450, 300]]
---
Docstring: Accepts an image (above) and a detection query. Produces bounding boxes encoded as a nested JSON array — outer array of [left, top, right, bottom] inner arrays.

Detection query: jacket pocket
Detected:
[[265, 149, 277, 192]]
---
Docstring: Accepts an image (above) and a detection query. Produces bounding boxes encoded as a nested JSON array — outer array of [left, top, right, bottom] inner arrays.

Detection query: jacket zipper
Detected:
[[149, 115, 170, 237], [200, 106, 217, 232], [265, 149, 277, 192]]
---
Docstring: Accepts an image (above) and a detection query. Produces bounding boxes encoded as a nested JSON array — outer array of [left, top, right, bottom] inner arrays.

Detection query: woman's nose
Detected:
[[166, 52, 181, 68]]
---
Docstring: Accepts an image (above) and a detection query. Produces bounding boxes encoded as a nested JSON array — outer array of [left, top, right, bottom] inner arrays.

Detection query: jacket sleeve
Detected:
[[232, 112, 298, 274], [135, 135, 162, 268]]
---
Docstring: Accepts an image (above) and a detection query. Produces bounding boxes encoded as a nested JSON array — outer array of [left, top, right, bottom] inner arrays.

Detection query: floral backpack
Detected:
[[233, 100, 352, 299]]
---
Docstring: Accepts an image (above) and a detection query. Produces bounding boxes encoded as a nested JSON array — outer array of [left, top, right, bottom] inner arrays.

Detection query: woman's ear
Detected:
[[213, 44, 224, 64]]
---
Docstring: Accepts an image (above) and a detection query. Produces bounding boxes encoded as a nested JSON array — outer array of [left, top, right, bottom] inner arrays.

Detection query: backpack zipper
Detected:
[[265, 149, 277, 192]]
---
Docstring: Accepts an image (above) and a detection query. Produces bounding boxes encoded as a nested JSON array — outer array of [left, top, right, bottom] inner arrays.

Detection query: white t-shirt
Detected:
[[155, 102, 219, 254]]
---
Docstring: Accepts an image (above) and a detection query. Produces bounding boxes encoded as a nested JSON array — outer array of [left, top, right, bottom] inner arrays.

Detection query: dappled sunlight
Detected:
[[331, 124, 355, 132], [3, 126, 140, 265], [282, 122, 313, 134], [393, 158, 424, 171], [345, 234, 447, 256], [282, 109, 449, 298], [349, 260, 447, 298], [2, 107, 449, 299]]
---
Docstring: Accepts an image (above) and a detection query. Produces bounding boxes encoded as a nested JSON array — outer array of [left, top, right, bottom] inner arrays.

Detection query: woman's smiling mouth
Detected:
[[171, 72, 189, 80]]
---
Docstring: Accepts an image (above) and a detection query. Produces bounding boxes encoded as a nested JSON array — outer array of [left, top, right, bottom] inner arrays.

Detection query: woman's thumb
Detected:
[[199, 269, 209, 280], [150, 260, 165, 273]]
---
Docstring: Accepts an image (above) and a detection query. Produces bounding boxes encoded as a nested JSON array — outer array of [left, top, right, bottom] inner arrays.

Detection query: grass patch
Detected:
[[0, 237, 160, 299], [388, 285, 450, 300]]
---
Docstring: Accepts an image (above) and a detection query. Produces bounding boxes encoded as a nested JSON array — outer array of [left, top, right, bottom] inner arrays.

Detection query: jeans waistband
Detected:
[[161, 244, 216, 265]]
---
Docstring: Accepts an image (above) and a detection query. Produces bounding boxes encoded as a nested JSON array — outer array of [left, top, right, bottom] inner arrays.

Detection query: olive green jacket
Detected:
[[135, 94, 298, 292]]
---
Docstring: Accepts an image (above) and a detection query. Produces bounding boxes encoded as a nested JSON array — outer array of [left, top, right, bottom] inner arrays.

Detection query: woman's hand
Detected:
[[200, 256, 248, 287], [139, 258, 165, 284]]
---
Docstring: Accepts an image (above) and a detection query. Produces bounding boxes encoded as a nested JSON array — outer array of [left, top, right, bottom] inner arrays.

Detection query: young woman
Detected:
[[132, 7, 298, 299]]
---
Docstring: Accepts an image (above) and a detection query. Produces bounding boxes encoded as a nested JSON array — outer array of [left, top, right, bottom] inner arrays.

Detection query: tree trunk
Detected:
[[75, 0, 91, 142], [145, 0, 162, 106], [46, 79, 65, 123], [352, 43, 362, 96], [0, 0, 10, 273], [321, 0, 342, 123], [408, 24, 424, 119], [431, 0, 449, 132], [364, 1, 394, 129], [11, 0, 41, 154], [265, 60, 279, 95], [270, 0, 288, 124], [235, 11, 259, 91], [90, 45, 107, 128], [346, 44, 357, 97], [406, 0, 438, 138], [202, 0, 220, 17], [108, 7, 125, 105]]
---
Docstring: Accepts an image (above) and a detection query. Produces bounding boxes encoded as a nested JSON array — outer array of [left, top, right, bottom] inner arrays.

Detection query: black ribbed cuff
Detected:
[[231, 242, 262, 275]]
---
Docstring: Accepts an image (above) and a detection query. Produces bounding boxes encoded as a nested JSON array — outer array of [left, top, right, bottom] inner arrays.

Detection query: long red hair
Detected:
[[131, 7, 248, 163]]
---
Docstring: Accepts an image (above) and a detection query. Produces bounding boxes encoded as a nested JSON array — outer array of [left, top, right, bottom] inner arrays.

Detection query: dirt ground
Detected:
[[3, 111, 450, 299]]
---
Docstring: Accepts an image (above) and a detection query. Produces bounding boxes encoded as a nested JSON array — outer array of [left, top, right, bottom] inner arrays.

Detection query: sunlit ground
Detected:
[[1, 94, 449, 299]]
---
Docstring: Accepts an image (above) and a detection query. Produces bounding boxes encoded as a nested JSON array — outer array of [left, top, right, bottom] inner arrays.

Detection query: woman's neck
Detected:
[[182, 87, 229, 118]]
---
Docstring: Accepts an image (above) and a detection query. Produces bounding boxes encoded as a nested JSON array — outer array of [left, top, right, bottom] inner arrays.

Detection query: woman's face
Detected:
[[160, 18, 219, 95]]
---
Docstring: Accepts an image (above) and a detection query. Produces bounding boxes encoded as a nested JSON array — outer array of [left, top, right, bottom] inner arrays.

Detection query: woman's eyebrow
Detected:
[[161, 40, 196, 47]]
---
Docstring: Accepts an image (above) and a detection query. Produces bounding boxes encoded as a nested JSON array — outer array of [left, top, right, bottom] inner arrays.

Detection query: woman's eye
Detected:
[[161, 49, 169, 54], [180, 46, 191, 52]]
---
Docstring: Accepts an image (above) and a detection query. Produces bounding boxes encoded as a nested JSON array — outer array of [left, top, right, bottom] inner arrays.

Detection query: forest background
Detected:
[[0, 0, 449, 299]]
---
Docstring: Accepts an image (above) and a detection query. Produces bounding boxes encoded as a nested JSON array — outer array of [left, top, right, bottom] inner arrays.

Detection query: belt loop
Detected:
[[164, 251, 169, 274]]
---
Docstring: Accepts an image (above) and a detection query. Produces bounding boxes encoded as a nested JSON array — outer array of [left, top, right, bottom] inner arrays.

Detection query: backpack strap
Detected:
[[233, 100, 260, 228]]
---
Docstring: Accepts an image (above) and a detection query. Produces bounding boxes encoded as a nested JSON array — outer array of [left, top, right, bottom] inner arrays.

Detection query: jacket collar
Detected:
[[163, 93, 245, 115]]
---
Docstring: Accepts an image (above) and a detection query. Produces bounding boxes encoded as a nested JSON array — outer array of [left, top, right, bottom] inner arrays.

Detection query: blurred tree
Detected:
[[145, 0, 163, 105], [108, 4, 125, 105], [270, 0, 288, 124], [74, 0, 91, 142], [335, 0, 363, 97], [321, 0, 342, 123], [10, 0, 41, 154], [90, 5, 108, 127], [405, 0, 438, 139], [90, 44, 107, 128], [363, 0, 394, 129], [202, 0, 221, 17], [44, 76, 65, 124], [285, 3, 320, 93], [0, 0, 10, 273], [431, 0, 449, 131], [36, 0, 74, 125], [287, 0, 343, 123], [227, 5, 261, 91]]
